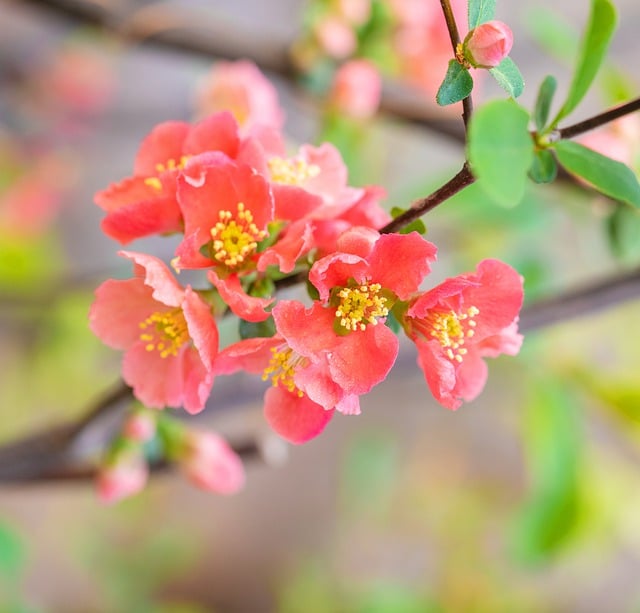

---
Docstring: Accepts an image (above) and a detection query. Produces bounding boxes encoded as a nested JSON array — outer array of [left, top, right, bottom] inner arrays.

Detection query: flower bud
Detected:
[[463, 21, 513, 69], [96, 453, 148, 504], [122, 412, 156, 443], [329, 60, 382, 119], [180, 430, 245, 495]]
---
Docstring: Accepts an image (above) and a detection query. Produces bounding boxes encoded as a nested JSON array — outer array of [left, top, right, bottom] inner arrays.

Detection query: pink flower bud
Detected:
[[330, 60, 382, 119], [96, 454, 148, 504], [315, 16, 357, 59], [181, 430, 245, 495], [463, 20, 513, 69], [122, 412, 156, 443]]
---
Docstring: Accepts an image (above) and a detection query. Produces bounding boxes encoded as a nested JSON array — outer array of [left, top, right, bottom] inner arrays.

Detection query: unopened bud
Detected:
[[463, 21, 513, 69], [180, 430, 245, 495], [330, 60, 382, 119], [97, 454, 148, 504]]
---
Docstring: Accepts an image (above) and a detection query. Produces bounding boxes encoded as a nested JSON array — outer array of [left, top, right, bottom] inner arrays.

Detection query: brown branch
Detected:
[[380, 162, 475, 233], [558, 97, 640, 140], [439, 0, 473, 129]]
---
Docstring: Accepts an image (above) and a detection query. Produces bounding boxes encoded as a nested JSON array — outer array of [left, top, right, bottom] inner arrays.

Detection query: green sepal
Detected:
[[436, 60, 473, 106], [489, 56, 525, 99], [554, 140, 640, 207], [390, 206, 427, 235], [533, 75, 557, 131], [529, 149, 558, 184]]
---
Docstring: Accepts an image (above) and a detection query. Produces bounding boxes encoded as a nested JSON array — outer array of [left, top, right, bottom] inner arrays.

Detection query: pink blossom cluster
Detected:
[[90, 61, 523, 464]]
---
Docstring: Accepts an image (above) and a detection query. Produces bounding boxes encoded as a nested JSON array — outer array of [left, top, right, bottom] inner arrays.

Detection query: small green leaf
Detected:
[[554, 140, 640, 207], [238, 316, 275, 340], [489, 56, 525, 98], [552, 0, 617, 126], [390, 207, 426, 235], [533, 75, 557, 131], [436, 60, 473, 106], [468, 0, 496, 29], [467, 99, 534, 206], [529, 149, 558, 184]]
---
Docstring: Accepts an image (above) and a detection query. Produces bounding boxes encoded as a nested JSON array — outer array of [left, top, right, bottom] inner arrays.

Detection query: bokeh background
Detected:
[[2, 0, 640, 610]]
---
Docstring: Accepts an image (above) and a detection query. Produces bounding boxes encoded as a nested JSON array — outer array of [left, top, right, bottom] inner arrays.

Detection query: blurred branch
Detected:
[[14, 0, 466, 143], [519, 267, 640, 333]]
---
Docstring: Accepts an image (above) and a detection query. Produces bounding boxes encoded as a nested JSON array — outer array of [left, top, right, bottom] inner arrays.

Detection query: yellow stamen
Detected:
[[261, 347, 305, 397], [268, 156, 320, 186], [139, 308, 189, 358], [427, 306, 479, 363], [210, 202, 267, 269], [144, 177, 163, 191], [335, 283, 389, 332], [155, 155, 191, 174]]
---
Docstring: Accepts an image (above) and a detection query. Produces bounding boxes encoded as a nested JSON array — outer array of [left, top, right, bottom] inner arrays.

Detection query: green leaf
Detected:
[[606, 204, 640, 260], [554, 140, 640, 207], [552, 0, 617, 126], [238, 316, 276, 340], [511, 380, 583, 564], [467, 99, 533, 206], [0, 522, 24, 578], [533, 75, 557, 131], [468, 0, 496, 29], [489, 56, 525, 99], [390, 206, 426, 235], [436, 60, 473, 106], [529, 149, 558, 184]]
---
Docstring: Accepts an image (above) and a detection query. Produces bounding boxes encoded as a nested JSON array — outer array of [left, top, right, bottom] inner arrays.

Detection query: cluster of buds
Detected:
[[90, 61, 524, 497], [96, 409, 244, 503]]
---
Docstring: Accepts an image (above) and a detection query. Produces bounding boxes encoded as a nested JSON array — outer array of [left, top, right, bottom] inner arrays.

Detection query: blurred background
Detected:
[[2, 0, 640, 610]]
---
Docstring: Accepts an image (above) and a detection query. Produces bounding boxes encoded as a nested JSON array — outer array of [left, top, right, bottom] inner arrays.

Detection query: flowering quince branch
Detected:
[[3, 0, 640, 499]]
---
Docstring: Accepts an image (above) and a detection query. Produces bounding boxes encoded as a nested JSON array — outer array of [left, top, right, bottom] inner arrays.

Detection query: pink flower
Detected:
[[215, 335, 335, 444], [463, 20, 513, 69], [402, 259, 524, 410], [194, 60, 285, 134], [179, 430, 245, 494], [330, 60, 382, 119], [89, 251, 219, 413], [95, 112, 240, 244], [97, 452, 148, 504], [174, 153, 282, 322]]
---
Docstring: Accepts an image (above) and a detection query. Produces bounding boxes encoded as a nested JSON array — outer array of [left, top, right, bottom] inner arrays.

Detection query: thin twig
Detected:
[[380, 162, 475, 234], [558, 97, 640, 139], [439, 0, 473, 129]]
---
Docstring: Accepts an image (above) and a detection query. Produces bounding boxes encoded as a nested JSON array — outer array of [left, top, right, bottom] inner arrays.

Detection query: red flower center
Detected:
[[335, 282, 389, 332], [139, 308, 189, 358], [209, 202, 268, 269]]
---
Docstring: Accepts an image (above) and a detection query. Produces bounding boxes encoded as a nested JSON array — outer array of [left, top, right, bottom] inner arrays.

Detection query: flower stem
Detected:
[[439, 0, 473, 129]]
